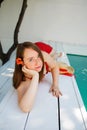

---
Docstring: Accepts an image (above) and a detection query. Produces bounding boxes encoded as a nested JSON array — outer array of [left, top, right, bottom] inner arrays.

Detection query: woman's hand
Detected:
[[49, 85, 62, 97], [22, 65, 39, 78]]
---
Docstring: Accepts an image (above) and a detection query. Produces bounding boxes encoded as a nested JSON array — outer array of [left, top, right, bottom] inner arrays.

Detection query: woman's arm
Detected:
[[17, 67, 39, 113], [42, 51, 62, 97], [49, 63, 62, 97]]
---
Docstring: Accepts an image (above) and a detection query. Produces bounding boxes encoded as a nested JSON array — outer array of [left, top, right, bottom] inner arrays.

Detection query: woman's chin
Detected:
[[35, 68, 42, 72]]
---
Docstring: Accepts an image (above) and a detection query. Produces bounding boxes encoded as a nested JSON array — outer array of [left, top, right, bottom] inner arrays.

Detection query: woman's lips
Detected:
[[35, 66, 42, 71]]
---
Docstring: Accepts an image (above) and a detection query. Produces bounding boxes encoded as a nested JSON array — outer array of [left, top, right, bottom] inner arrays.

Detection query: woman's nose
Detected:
[[35, 57, 40, 64]]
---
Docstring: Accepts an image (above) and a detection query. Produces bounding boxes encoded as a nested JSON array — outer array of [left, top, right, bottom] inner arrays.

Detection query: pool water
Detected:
[[67, 54, 87, 111]]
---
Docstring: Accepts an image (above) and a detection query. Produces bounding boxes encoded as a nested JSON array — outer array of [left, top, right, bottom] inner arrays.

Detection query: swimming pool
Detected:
[[67, 54, 87, 111]]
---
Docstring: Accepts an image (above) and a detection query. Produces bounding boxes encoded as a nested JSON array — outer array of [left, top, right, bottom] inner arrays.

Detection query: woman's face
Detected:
[[23, 48, 43, 72]]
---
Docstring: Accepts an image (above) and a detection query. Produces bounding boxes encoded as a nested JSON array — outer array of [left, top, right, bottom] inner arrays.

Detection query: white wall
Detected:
[[0, 0, 87, 65], [19, 0, 87, 44]]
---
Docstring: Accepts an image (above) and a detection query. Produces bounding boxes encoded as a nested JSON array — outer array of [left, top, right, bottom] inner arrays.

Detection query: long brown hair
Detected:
[[13, 41, 44, 89]]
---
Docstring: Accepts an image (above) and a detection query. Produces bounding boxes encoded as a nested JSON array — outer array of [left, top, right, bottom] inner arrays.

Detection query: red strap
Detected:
[[60, 72, 73, 77], [59, 68, 67, 72]]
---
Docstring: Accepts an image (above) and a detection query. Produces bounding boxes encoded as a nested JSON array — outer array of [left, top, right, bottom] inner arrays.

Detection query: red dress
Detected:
[[35, 42, 53, 54]]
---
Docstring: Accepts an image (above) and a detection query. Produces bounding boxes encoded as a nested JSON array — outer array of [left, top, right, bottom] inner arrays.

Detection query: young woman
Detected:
[[13, 42, 62, 113]]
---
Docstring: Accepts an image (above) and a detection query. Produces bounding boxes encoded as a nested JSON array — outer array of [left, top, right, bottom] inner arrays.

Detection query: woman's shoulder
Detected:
[[42, 51, 57, 68], [17, 80, 30, 92], [44, 62, 51, 74]]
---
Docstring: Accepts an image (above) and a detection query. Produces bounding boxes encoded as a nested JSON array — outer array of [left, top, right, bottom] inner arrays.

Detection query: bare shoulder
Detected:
[[17, 80, 30, 102], [42, 51, 57, 68], [17, 80, 30, 92]]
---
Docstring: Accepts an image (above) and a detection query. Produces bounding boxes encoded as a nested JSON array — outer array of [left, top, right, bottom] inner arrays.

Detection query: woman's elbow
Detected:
[[21, 107, 32, 113], [18, 102, 33, 113]]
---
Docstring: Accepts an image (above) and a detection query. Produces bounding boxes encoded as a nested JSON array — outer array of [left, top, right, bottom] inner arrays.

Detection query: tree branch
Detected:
[[0, 41, 4, 59], [0, 0, 4, 7], [14, 0, 27, 44], [0, 0, 28, 65]]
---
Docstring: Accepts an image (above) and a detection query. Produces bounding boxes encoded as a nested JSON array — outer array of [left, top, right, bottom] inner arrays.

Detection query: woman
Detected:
[[13, 41, 62, 113]]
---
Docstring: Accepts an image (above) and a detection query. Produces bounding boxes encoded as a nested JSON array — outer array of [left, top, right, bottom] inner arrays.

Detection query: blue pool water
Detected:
[[67, 54, 87, 111]]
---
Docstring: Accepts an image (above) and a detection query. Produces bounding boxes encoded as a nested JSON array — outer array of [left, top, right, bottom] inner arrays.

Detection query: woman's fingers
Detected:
[[49, 87, 62, 97]]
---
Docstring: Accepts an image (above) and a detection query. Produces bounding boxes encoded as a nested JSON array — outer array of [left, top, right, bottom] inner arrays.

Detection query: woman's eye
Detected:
[[29, 58, 33, 62]]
